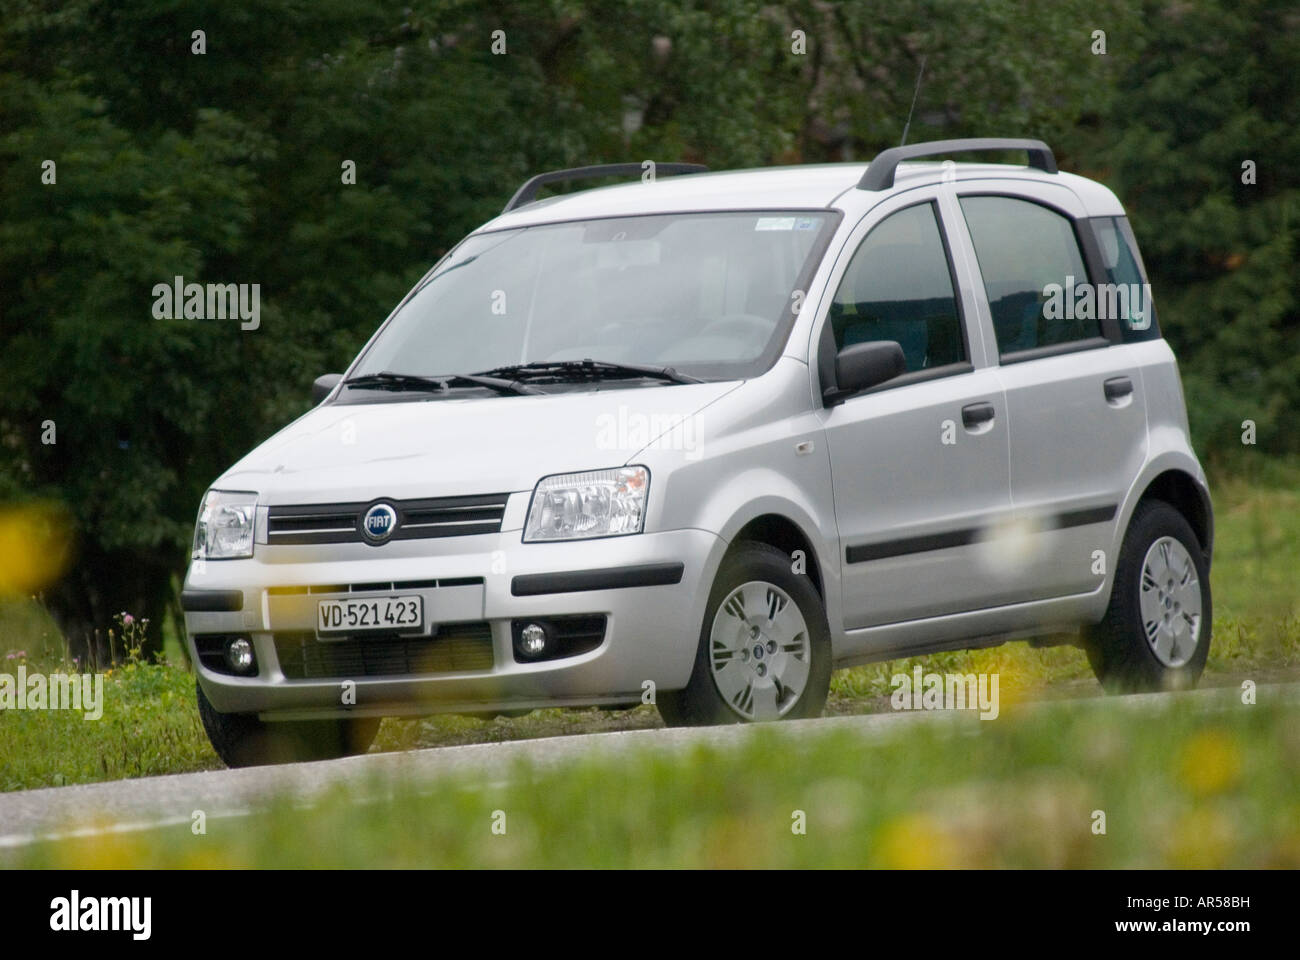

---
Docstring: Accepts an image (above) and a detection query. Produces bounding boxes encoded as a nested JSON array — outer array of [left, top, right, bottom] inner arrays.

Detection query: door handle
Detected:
[[961, 402, 995, 429], [1104, 376, 1134, 402]]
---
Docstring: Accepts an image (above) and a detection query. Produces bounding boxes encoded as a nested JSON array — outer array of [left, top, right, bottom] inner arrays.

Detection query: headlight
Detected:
[[192, 490, 258, 560], [524, 466, 649, 542]]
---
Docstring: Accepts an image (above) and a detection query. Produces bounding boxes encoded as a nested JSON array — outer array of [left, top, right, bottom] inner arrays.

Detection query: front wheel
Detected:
[[1085, 500, 1212, 693], [658, 541, 832, 725], [197, 681, 380, 767]]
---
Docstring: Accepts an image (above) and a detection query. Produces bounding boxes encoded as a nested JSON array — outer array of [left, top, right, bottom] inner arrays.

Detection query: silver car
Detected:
[[183, 139, 1213, 766]]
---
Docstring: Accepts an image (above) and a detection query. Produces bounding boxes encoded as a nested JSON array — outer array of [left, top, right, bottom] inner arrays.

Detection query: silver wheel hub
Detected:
[[709, 581, 810, 721], [1138, 536, 1203, 668]]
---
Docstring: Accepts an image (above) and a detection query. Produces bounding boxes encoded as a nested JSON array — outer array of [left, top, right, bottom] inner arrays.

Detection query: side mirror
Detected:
[[824, 341, 905, 406], [312, 373, 343, 404]]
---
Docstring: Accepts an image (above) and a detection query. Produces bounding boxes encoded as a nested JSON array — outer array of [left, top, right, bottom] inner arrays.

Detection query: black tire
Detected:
[[1085, 499, 1212, 693], [197, 680, 380, 767], [658, 541, 832, 726]]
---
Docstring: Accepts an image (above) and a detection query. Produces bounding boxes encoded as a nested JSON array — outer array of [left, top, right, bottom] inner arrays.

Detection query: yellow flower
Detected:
[[56, 826, 147, 869], [0, 502, 72, 595], [1178, 729, 1241, 796], [876, 813, 953, 868], [1166, 808, 1236, 868]]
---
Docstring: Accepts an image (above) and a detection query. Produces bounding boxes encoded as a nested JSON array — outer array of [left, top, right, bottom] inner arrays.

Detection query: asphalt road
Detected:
[[0, 681, 1291, 849]]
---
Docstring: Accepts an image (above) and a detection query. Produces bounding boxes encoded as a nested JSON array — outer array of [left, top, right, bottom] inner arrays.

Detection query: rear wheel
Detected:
[[658, 541, 831, 725], [1085, 500, 1211, 693], [197, 680, 380, 767]]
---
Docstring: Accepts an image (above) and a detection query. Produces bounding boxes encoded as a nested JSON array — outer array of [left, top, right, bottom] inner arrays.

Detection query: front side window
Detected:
[[828, 202, 966, 373], [350, 211, 836, 390], [959, 196, 1098, 355]]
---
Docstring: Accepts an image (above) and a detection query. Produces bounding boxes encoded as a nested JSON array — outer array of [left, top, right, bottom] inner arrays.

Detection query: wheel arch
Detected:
[[729, 512, 825, 600], [1132, 468, 1214, 567]]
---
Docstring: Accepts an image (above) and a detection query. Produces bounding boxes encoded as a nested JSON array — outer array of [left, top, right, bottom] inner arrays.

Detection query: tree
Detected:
[[1090, 0, 1300, 464]]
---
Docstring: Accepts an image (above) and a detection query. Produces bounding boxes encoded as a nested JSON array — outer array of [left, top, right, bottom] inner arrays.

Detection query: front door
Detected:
[[818, 190, 1013, 629]]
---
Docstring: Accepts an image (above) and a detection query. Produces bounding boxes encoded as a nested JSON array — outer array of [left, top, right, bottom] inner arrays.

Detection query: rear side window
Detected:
[[829, 202, 966, 373], [959, 196, 1099, 355], [1092, 216, 1160, 341]]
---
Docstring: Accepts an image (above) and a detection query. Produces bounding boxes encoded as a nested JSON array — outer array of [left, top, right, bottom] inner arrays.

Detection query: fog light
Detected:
[[516, 622, 549, 659], [225, 636, 256, 675]]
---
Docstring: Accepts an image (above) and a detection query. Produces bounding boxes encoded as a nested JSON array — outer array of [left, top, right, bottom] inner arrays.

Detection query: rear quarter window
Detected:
[[1090, 216, 1161, 342]]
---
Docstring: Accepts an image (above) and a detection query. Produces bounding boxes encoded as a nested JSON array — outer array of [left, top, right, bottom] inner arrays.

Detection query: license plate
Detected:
[[317, 595, 424, 634]]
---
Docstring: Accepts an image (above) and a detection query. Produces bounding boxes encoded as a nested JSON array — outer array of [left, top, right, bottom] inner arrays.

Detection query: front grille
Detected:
[[266, 577, 483, 596], [274, 622, 494, 679], [267, 494, 509, 545]]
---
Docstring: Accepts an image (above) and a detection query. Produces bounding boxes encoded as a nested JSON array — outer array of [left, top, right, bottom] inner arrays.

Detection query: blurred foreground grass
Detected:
[[1, 462, 1296, 790], [9, 695, 1299, 868]]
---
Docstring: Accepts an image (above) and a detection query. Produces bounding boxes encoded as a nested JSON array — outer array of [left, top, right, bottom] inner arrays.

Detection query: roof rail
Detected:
[[502, 162, 709, 213], [857, 138, 1057, 191]]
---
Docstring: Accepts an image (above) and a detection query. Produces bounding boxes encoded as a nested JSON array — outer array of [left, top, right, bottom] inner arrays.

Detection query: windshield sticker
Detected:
[[755, 217, 797, 231]]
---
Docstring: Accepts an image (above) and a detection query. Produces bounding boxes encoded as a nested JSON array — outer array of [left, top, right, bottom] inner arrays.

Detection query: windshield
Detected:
[[351, 211, 838, 386]]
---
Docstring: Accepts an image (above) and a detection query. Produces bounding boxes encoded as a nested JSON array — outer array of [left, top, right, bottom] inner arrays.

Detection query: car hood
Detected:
[[216, 381, 742, 504]]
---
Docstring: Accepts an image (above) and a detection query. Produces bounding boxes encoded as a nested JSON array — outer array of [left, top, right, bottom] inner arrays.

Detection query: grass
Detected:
[[8, 695, 1299, 868], [0, 654, 221, 792], [0, 462, 1296, 791]]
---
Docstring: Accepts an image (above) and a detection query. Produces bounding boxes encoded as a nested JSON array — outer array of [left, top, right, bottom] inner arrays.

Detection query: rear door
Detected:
[[952, 181, 1148, 601]]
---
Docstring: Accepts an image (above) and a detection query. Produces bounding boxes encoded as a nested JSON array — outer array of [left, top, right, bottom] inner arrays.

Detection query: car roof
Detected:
[[479, 161, 1125, 231]]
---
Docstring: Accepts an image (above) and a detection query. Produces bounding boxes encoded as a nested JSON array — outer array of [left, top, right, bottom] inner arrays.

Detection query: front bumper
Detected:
[[183, 526, 724, 720]]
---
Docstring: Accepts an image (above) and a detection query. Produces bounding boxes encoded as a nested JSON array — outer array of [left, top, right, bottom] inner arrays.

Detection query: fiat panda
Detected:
[[183, 139, 1213, 766]]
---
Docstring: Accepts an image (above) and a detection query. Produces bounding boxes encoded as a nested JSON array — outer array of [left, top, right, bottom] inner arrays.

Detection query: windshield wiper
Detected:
[[475, 359, 704, 385], [343, 371, 542, 396]]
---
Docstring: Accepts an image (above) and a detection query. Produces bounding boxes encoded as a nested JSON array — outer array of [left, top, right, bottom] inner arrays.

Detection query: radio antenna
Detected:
[[899, 55, 927, 147]]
